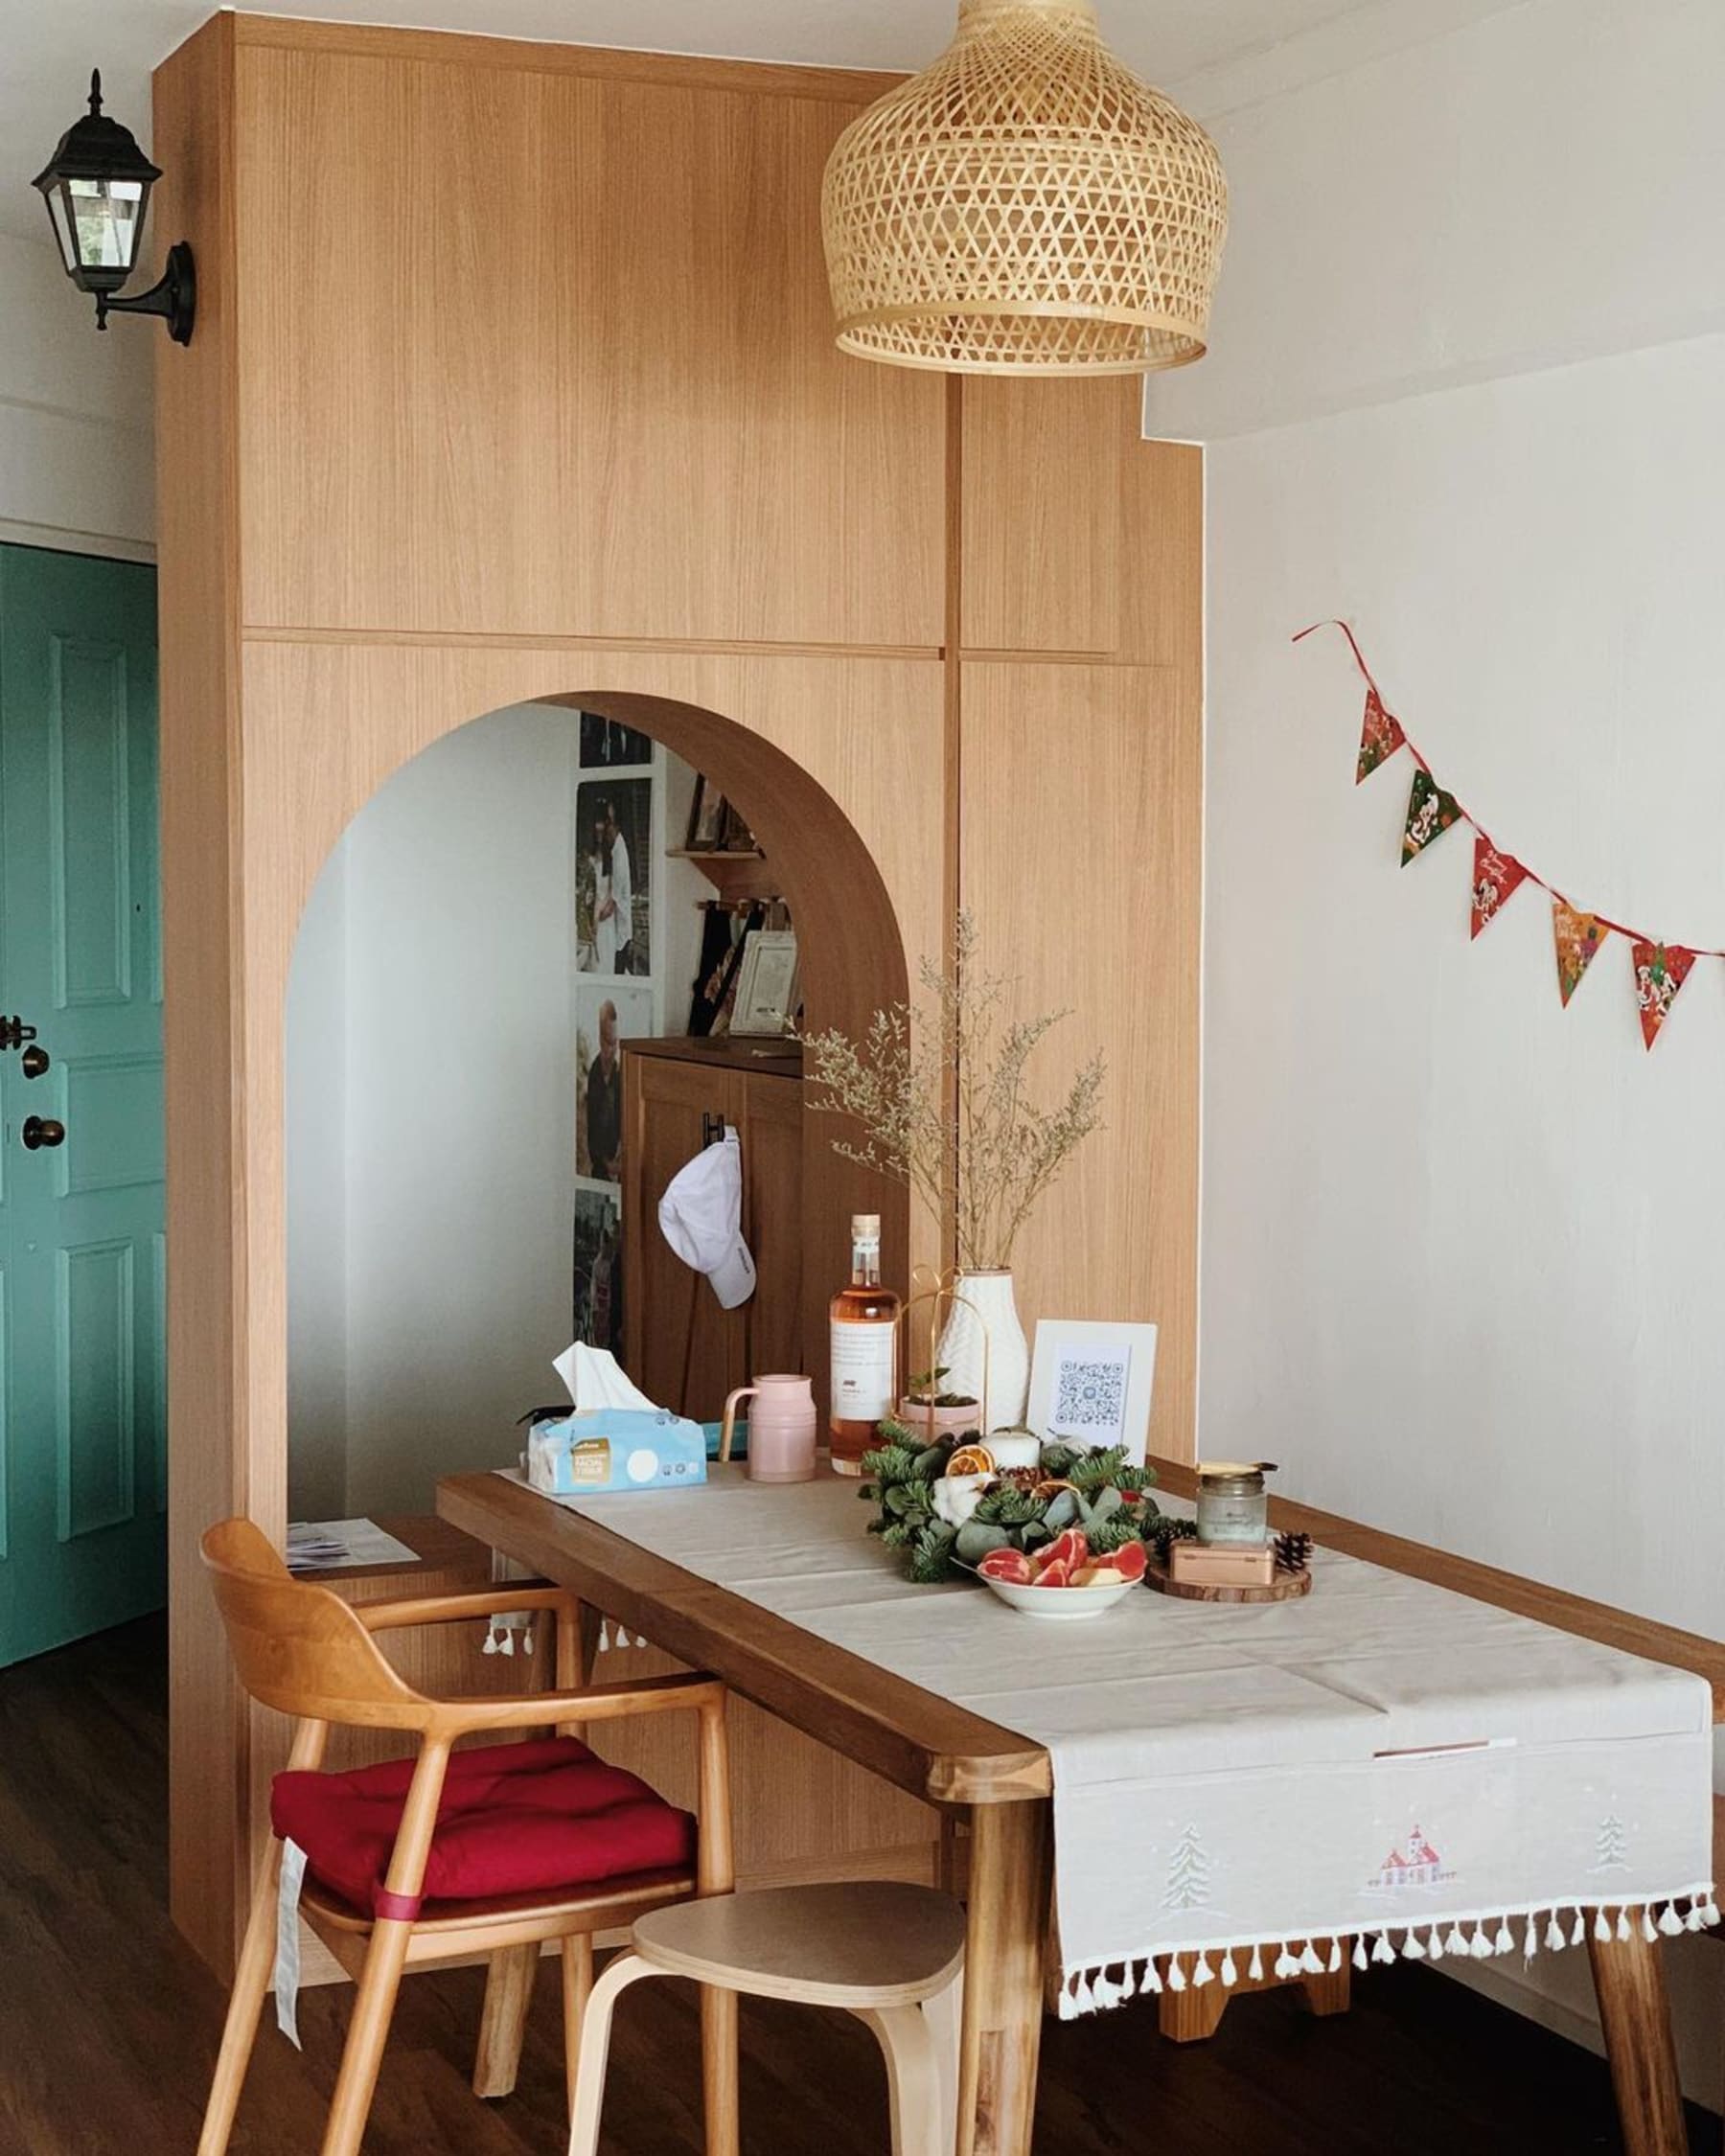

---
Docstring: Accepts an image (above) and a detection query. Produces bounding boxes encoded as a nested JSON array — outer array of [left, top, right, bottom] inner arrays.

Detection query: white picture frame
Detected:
[[728, 929, 800, 1036], [1025, 1319, 1159, 1464]]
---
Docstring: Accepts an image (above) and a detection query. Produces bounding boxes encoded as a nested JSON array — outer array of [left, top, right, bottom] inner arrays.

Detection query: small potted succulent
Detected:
[[896, 1367, 983, 1445]]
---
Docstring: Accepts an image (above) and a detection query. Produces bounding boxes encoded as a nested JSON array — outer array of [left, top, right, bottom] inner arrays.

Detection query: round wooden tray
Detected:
[[1145, 1548, 1312, 1603]]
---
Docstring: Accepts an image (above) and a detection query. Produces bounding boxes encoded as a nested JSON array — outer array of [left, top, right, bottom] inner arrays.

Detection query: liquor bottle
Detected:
[[829, 1212, 901, 1475]]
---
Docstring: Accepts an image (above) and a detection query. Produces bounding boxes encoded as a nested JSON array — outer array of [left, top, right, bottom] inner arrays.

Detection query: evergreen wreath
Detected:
[[860, 1421, 1162, 1584]]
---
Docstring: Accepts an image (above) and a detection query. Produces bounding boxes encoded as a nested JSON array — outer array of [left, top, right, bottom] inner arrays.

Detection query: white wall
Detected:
[[1148, 0, 1724, 2099], [0, 231, 153, 555]]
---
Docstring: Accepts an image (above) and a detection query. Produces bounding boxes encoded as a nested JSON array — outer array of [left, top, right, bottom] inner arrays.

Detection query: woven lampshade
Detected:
[[822, 0, 1228, 376]]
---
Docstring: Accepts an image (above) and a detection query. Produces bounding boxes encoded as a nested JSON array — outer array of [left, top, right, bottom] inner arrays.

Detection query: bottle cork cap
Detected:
[[851, 1213, 881, 1237]]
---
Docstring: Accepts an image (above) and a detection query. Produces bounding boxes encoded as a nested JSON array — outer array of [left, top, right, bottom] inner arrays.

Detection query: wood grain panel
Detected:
[[233, 39, 946, 648], [152, 12, 251, 1980], [960, 378, 1125, 655], [959, 661, 1202, 1462]]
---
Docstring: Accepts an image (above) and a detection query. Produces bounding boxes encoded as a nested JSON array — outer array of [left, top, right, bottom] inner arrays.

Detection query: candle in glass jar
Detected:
[[1195, 1461, 1276, 1547]]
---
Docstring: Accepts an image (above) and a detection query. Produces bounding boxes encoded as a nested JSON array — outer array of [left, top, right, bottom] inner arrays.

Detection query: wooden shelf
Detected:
[[667, 848, 784, 906]]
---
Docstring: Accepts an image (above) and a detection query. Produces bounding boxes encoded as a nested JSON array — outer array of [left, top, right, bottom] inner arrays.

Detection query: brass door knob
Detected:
[[22, 1115, 65, 1150]]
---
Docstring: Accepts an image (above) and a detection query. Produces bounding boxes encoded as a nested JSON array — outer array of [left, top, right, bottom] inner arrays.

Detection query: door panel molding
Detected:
[[56, 1050, 167, 1198], [48, 634, 133, 1011], [55, 1235, 138, 1543]]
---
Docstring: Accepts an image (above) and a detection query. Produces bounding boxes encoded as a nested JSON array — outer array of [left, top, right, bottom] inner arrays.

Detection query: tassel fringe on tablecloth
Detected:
[[1055, 1888, 1720, 2018]]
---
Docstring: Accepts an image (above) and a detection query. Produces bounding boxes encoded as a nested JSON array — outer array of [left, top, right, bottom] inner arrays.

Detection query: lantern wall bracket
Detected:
[[95, 240, 196, 344]]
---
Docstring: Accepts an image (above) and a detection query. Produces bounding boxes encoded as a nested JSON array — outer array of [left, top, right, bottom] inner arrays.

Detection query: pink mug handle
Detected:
[[719, 1387, 756, 1463]]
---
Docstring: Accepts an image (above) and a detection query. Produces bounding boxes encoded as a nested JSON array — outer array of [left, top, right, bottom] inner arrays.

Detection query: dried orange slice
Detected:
[[1033, 1478, 1074, 1503], [946, 1443, 997, 1479]]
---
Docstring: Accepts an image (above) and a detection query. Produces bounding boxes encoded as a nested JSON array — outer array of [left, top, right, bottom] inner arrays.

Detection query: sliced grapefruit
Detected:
[[1030, 1557, 1071, 1589], [977, 1548, 1033, 1586], [1038, 1527, 1089, 1574], [1111, 1541, 1148, 1584]]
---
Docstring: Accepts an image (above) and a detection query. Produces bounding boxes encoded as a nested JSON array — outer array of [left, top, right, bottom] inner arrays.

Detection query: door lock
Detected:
[[0, 1015, 38, 1052], [22, 1116, 65, 1151]]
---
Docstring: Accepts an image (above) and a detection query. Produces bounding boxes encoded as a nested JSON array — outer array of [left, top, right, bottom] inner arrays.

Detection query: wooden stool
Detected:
[[568, 1883, 966, 2156]]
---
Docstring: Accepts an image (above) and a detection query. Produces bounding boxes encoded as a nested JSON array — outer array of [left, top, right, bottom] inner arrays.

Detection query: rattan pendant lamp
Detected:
[[822, 0, 1228, 376]]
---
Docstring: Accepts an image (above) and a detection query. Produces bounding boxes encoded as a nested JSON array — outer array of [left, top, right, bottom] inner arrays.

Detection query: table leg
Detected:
[[1586, 1929, 1686, 2156], [956, 1799, 1050, 2156]]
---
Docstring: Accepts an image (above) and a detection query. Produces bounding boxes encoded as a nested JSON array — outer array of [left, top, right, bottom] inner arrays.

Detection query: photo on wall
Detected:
[[575, 982, 654, 1182], [579, 709, 655, 770], [576, 775, 652, 976], [572, 1184, 624, 1361]]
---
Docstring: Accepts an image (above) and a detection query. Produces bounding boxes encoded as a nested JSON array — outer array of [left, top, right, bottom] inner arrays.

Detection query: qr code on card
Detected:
[[1051, 1352, 1129, 1437]]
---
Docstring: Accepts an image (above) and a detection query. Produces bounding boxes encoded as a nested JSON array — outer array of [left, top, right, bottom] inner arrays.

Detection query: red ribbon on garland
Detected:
[[1296, 620, 1711, 1049]]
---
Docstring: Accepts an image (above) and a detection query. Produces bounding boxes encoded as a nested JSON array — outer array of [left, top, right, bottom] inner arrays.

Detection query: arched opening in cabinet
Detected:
[[285, 689, 911, 1524]]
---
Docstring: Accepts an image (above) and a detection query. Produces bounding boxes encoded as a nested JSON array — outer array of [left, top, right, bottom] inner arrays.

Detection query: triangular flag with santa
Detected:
[[1470, 836, 1530, 938], [1401, 769, 1462, 865], [1552, 901, 1606, 1007], [1630, 941, 1696, 1050], [1355, 687, 1405, 784]]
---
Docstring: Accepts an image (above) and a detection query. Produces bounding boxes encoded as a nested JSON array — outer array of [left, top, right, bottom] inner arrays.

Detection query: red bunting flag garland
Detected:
[[1296, 619, 1719, 1051], [1471, 836, 1530, 939], [1401, 769, 1462, 864], [1356, 687, 1405, 784], [1552, 901, 1607, 1007], [1631, 943, 1696, 1051]]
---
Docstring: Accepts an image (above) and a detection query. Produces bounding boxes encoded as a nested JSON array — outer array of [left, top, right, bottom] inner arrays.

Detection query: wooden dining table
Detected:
[[438, 1460, 1724, 2156]]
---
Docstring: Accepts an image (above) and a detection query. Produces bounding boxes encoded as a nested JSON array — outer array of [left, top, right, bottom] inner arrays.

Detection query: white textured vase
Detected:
[[934, 1269, 1029, 1431]]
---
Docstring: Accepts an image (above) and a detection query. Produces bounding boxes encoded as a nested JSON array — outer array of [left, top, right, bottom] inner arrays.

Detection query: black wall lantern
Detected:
[[33, 72, 195, 345]]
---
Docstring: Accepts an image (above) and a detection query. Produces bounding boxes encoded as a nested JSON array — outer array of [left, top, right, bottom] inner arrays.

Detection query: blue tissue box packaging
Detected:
[[527, 1409, 708, 1497]]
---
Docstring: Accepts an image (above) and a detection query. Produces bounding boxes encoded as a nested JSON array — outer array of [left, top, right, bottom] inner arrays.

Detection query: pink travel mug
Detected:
[[721, 1374, 817, 1483]]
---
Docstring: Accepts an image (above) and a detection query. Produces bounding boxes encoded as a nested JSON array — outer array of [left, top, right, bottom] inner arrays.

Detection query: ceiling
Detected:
[[0, 0, 1497, 245]]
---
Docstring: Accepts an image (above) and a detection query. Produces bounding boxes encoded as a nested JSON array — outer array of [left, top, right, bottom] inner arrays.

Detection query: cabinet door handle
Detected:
[[22, 1115, 65, 1151]]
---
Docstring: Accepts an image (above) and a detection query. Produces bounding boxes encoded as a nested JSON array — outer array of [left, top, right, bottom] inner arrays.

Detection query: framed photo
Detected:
[[577, 776, 652, 976], [727, 929, 800, 1037], [575, 982, 653, 1182], [1025, 1319, 1158, 1463], [685, 773, 728, 851], [579, 710, 654, 770]]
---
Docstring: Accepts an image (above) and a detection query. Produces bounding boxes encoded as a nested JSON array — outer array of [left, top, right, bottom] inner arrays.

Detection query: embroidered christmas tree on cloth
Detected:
[[1593, 1815, 1629, 1873], [1162, 1824, 1212, 1912]]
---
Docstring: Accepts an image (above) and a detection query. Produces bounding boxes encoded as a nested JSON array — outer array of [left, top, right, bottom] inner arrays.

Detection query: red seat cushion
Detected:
[[271, 1736, 696, 1916]]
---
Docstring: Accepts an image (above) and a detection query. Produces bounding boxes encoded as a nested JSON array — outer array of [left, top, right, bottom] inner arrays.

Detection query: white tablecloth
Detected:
[[520, 1467, 1717, 2014]]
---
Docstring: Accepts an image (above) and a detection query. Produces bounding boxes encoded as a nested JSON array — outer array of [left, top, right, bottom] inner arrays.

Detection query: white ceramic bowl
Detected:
[[979, 1573, 1138, 1621]]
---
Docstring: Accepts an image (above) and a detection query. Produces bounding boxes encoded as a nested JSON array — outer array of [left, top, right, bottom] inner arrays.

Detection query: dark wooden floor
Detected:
[[0, 1617, 1717, 2156]]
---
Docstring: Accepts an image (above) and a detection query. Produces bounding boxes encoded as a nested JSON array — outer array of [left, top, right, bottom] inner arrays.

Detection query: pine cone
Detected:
[[1152, 1518, 1198, 1562], [1274, 1530, 1314, 1575]]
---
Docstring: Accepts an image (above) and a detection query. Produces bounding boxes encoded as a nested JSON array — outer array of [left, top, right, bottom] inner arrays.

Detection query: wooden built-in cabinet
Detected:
[[154, 11, 1202, 1977], [621, 1037, 807, 1422]]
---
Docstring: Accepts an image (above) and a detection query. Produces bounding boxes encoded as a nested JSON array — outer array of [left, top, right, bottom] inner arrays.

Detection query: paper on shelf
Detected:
[[286, 1518, 422, 1571]]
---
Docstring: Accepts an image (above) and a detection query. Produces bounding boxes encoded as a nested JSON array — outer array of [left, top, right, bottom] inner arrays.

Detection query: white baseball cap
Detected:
[[657, 1131, 757, 1310]]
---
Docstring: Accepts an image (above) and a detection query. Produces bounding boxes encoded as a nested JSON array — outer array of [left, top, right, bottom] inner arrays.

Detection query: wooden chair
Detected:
[[567, 1882, 966, 2156], [196, 1519, 737, 2156]]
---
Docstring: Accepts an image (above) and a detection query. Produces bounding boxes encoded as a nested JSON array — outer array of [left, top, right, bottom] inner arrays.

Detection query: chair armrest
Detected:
[[353, 1583, 572, 1634], [428, 1671, 724, 1738]]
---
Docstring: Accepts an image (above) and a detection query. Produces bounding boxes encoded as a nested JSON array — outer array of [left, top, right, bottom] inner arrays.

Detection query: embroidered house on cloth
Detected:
[[1368, 1826, 1454, 1892]]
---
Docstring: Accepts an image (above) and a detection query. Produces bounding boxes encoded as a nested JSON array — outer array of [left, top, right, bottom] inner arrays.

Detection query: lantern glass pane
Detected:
[[67, 175, 147, 273], [43, 182, 78, 276]]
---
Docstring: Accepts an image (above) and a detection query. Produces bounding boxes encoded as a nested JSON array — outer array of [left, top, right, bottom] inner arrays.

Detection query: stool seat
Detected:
[[633, 1883, 966, 2008]]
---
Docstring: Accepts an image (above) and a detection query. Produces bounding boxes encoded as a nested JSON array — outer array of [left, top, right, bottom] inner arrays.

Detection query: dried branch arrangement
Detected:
[[801, 913, 1105, 1269]]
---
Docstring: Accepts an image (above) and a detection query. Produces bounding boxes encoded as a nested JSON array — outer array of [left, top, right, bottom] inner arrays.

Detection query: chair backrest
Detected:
[[201, 1518, 430, 1730]]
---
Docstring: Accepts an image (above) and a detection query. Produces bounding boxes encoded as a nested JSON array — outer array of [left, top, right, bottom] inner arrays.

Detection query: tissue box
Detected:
[[527, 1409, 708, 1497]]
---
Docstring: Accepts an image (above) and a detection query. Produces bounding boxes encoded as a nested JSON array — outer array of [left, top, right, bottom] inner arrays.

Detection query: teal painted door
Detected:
[[0, 545, 164, 1666]]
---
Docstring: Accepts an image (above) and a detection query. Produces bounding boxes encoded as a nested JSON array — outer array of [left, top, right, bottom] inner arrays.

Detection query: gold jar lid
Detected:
[[1196, 1459, 1276, 1491]]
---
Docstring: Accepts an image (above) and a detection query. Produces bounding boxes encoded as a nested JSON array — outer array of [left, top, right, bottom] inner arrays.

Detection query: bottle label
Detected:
[[830, 1319, 896, 1424]]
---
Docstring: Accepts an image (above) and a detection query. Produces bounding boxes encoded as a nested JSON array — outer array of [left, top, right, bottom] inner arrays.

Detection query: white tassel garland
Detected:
[[1444, 1924, 1468, 1957], [1352, 1938, 1368, 1972], [1249, 1945, 1265, 1981], [1327, 1938, 1343, 1975], [1570, 1911, 1586, 1947], [1545, 1914, 1566, 1952], [1274, 1948, 1300, 1980], [1372, 1931, 1395, 1965], [1142, 1958, 1163, 1995], [1192, 1953, 1214, 1988], [1166, 1957, 1187, 1993], [1426, 1926, 1444, 1961], [1659, 1903, 1684, 1937], [1402, 1930, 1426, 1961], [1221, 1952, 1238, 1986], [1468, 1925, 1492, 1960], [1494, 1920, 1515, 1956], [1524, 1915, 1539, 1959], [1300, 1942, 1324, 1976], [1593, 1909, 1611, 1942]]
